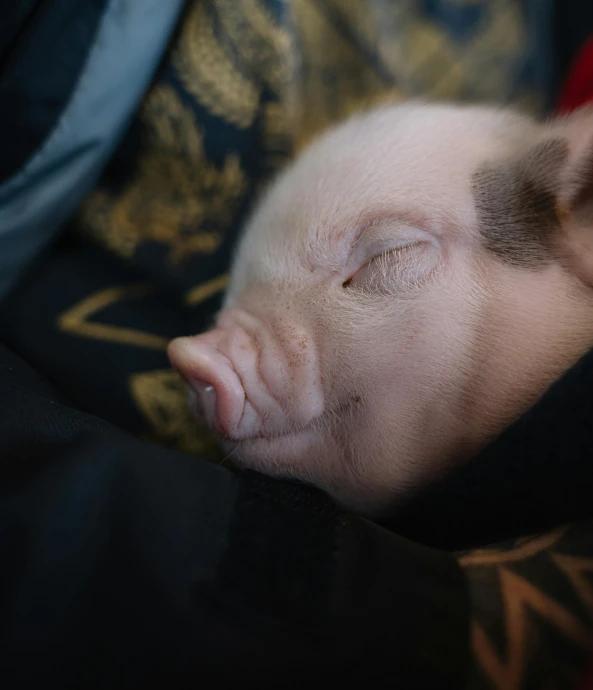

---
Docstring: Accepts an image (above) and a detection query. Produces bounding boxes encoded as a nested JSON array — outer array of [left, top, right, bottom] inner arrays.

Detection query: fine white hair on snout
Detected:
[[172, 101, 593, 515]]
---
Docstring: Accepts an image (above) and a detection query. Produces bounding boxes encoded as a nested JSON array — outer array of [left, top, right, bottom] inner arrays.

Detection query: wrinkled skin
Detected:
[[169, 102, 593, 515]]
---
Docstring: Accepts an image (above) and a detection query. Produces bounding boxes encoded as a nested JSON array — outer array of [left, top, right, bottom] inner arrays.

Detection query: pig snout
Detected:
[[168, 309, 324, 441]]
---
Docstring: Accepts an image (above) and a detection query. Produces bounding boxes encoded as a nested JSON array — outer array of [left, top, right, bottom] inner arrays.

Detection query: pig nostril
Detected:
[[169, 334, 248, 438], [190, 380, 218, 429]]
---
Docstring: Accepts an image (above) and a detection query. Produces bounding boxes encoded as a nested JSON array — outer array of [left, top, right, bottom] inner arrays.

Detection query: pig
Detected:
[[168, 101, 593, 516]]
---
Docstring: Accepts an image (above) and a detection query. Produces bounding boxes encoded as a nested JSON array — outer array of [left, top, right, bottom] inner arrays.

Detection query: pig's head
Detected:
[[169, 102, 593, 516]]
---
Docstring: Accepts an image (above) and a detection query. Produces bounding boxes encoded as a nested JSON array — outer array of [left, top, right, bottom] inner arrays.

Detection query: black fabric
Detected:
[[0, 343, 469, 688], [0, 0, 43, 70], [0, 238, 192, 438], [390, 344, 593, 551], [0, 0, 109, 182]]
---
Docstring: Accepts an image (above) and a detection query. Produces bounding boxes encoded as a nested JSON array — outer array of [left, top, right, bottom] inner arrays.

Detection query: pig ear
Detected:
[[551, 105, 593, 284], [552, 105, 593, 208], [472, 105, 593, 281]]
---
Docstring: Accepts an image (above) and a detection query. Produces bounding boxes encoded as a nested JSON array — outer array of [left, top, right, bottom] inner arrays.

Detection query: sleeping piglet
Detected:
[[168, 102, 593, 516]]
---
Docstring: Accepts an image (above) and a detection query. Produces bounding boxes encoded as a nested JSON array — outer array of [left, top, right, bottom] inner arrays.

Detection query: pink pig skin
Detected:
[[169, 102, 593, 515]]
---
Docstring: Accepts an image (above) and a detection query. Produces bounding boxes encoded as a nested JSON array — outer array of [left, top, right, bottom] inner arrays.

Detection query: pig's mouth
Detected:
[[221, 423, 325, 477], [201, 395, 361, 448], [232, 424, 319, 451], [216, 407, 320, 445], [185, 380, 316, 443]]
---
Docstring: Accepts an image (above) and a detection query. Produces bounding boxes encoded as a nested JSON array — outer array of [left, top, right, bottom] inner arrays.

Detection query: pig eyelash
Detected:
[[342, 244, 415, 289]]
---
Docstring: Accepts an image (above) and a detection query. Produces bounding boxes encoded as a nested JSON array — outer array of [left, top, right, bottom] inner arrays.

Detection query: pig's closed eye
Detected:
[[343, 242, 432, 292]]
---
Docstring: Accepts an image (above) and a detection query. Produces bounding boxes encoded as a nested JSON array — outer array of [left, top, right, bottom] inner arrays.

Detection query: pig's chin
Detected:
[[221, 429, 399, 518]]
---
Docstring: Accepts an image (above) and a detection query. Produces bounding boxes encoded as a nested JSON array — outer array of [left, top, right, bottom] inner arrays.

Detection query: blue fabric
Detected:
[[0, 0, 185, 300]]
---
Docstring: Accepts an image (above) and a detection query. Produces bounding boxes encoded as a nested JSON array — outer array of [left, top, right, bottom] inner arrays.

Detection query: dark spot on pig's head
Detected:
[[471, 138, 569, 267]]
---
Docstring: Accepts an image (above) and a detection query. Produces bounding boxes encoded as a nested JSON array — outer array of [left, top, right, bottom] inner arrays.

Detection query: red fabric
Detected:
[[557, 34, 593, 113]]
